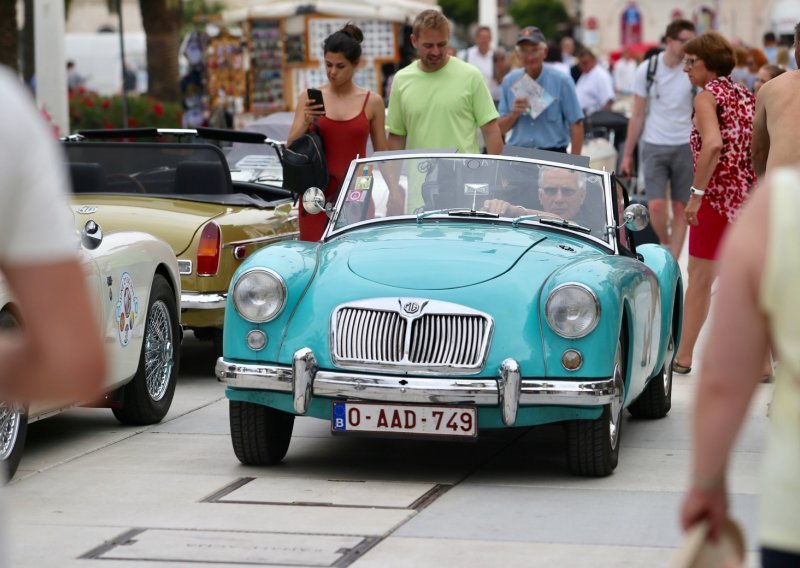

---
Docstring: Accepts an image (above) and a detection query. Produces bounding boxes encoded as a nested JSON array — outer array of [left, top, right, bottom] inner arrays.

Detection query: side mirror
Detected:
[[302, 187, 327, 215], [622, 203, 649, 232], [81, 220, 103, 249]]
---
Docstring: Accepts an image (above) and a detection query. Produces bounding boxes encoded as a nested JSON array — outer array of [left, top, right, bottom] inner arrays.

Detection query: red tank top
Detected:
[[299, 92, 371, 242]]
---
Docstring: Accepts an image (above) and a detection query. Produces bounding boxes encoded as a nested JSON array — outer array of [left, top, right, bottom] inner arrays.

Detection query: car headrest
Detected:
[[174, 160, 230, 195], [68, 162, 106, 194]]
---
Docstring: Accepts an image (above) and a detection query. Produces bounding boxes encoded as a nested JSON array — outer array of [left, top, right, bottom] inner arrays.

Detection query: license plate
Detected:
[[331, 402, 477, 438]]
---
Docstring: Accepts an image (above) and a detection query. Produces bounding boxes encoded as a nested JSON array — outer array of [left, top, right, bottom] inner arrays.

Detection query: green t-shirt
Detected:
[[386, 57, 499, 211]]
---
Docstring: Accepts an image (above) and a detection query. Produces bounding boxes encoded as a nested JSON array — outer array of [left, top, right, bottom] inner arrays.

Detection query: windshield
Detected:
[[331, 155, 611, 243]]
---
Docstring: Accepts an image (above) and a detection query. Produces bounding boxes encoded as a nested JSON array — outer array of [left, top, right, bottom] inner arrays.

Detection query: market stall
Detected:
[[220, 0, 437, 114]]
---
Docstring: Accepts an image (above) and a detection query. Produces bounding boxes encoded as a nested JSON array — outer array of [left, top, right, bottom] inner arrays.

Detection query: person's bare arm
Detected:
[[480, 119, 504, 155], [387, 133, 406, 151], [691, 91, 723, 190], [620, 95, 646, 176], [368, 93, 388, 152], [287, 91, 324, 145], [570, 120, 584, 155], [752, 88, 770, 179], [0, 259, 106, 403], [680, 180, 770, 539]]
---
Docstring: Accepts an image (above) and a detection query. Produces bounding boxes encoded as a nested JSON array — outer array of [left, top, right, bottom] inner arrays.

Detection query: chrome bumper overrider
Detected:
[[181, 292, 227, 310], [216, 349, 616, 427]]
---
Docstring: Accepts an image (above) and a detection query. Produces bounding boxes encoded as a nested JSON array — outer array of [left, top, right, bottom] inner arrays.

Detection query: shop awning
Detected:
[[221, 0, 440, 24]]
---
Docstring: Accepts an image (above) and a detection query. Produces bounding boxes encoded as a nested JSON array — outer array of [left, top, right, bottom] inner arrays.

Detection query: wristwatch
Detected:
[[690, 186, 705, 197]]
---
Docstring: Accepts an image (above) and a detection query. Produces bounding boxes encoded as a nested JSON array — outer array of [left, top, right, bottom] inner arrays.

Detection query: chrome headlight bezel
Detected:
[[232, 268, 286, 323], [545, 283, 600, 338]]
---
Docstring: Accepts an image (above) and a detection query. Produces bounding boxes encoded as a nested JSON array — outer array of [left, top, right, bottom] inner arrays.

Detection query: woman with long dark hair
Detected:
[[287, 23, 388, 241]]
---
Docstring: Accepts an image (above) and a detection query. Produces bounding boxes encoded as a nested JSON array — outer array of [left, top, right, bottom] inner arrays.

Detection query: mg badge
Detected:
[[77, 206, 97, 214], [402, 302, 420, 315]]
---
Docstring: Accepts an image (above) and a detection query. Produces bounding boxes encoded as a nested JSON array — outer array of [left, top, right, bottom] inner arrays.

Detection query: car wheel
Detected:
[[628, 322, 674, 419], [566, 335, 625, 477], [229, 400, 294, 465], [0, 402, 27, 481], [112, 274, 179, 425], [0, 309, 27, 480]]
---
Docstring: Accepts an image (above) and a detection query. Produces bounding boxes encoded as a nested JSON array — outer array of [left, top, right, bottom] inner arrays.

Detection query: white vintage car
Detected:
[[0, 221, 181, 480]]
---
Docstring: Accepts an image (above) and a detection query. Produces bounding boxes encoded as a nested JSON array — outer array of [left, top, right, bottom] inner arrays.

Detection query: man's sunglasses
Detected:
[[542, 186, 578, 197]]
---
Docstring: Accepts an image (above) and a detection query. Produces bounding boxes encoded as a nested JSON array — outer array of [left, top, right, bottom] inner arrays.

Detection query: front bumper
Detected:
[[216, 348, 615, 427]]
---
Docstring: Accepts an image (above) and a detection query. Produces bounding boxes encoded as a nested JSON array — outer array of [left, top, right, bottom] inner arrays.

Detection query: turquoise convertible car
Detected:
[[216, 151, 683, 477]]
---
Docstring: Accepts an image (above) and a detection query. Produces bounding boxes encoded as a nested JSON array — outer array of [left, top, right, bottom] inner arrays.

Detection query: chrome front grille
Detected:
[[331, 298, 493, 374]]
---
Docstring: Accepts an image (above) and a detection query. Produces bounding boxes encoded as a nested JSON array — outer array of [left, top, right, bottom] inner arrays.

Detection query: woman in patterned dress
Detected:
[[674, 31, 756, 374]]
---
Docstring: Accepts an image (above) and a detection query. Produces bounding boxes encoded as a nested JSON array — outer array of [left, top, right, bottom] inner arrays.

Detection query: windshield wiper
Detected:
[[512, 214, 591, 233], [539, 217, 591, 233], [416, 208, 499, 221]]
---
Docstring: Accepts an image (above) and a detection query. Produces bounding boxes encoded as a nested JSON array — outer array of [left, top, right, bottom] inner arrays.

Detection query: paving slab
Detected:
[[351, 537, 761, 568]]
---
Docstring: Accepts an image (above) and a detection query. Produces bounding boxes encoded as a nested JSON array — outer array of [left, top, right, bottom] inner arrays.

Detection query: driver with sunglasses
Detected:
[[482, 166, 586, 221]]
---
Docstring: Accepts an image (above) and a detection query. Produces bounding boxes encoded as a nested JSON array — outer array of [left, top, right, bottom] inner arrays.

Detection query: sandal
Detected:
[[673, 361, 692, 374]]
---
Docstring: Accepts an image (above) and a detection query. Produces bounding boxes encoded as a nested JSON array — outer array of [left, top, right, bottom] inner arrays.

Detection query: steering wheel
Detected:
[[106, 173, 147, 194]]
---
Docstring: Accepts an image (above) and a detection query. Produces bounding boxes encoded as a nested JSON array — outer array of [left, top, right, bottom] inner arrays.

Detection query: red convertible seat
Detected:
[[68, 162, 106, 194], [174, 160, 230, 195]]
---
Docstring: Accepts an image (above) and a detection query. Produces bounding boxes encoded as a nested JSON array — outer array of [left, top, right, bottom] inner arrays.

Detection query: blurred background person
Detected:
[[748, 47, 769, 89], [680, 166, 800, 565], [0, 65, 105, 410], [458, 26, 498, 104], [754, 64, 786, 94], [620, 19, 697, 259], [575, 48, 615, 115], [613, 47, 638, 94], [66, 60, 85, 93], [544, 41, 570, 75], [498, 26, 584, 155], [752, 22, 800, 180], [288, 23, 388, 241], [762, 31, 779, 64], [560, 36, 577, 67], [731, 46, 755, 90], [674, 31, 756, 375], [492, 47, 510, 105]]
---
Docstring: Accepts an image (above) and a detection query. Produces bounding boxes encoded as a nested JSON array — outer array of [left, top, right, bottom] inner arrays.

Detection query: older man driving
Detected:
[[483, 166, 587, 220]]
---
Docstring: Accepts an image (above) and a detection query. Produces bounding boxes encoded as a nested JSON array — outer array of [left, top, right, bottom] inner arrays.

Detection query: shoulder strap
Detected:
[[646, 54, 658, 96], [361, 91, 371, 113]]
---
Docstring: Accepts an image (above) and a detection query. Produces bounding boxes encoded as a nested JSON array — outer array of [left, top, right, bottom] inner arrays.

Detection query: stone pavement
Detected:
[[2, 242, 771, 567]]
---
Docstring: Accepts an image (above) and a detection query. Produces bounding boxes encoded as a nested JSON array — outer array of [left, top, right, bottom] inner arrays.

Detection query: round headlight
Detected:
[[545, 283, 600, 338], [232, 268, 286, 323]]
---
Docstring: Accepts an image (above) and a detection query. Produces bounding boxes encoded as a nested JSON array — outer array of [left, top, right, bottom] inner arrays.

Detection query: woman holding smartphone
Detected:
[[287, 23, 388, 241]]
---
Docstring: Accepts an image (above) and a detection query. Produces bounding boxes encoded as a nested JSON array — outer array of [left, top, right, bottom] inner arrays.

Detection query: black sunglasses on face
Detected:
[[542, 186, 578, 197]]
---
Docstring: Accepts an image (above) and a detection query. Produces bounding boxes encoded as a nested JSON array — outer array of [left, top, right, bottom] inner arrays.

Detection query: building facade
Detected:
[[576, 0, 799, 56]]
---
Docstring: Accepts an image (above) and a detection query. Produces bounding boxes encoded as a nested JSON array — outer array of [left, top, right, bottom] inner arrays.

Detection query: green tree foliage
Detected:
[[508, 0, 569, 40], [438, 0, 477, 28]]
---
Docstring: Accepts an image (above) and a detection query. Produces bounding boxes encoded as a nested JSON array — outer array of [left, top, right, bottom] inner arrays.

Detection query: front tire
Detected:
[[566, 335, 625, 477], [0, 308, 27, 480], [113, 274, 179, 425], [0, 403, 27, 481], [229, 400, 294, 465]]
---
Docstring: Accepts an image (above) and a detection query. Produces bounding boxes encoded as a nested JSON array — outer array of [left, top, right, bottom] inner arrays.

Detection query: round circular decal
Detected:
[[115, 272, 140, 347]]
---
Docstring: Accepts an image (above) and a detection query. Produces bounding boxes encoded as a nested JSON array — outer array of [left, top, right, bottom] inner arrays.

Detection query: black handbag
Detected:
[[280, 123, 328, 197]]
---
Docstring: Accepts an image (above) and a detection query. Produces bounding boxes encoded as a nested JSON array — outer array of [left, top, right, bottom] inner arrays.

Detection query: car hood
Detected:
[[333, 223, 577, 290], [72, 196, 226, 256]]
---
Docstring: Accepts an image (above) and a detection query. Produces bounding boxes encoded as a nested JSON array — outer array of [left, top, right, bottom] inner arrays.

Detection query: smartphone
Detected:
[[307, 88, 325, 112]]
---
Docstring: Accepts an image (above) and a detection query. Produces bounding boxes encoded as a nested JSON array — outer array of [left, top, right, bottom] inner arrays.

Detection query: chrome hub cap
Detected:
[[0, 403, 22, 460], [144, 300, 173, 401]]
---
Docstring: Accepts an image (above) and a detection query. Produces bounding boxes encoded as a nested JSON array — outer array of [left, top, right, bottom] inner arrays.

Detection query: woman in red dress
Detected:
[[674, 31, 756, 374], [287, 23, 388, 242]]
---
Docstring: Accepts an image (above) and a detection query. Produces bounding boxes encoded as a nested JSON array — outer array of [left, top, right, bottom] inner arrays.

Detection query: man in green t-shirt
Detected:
[[386, 9, 503, 213]]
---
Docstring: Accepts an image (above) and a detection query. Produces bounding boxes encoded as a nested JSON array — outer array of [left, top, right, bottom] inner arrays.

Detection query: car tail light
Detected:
[[197, 222, 221, 276]]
